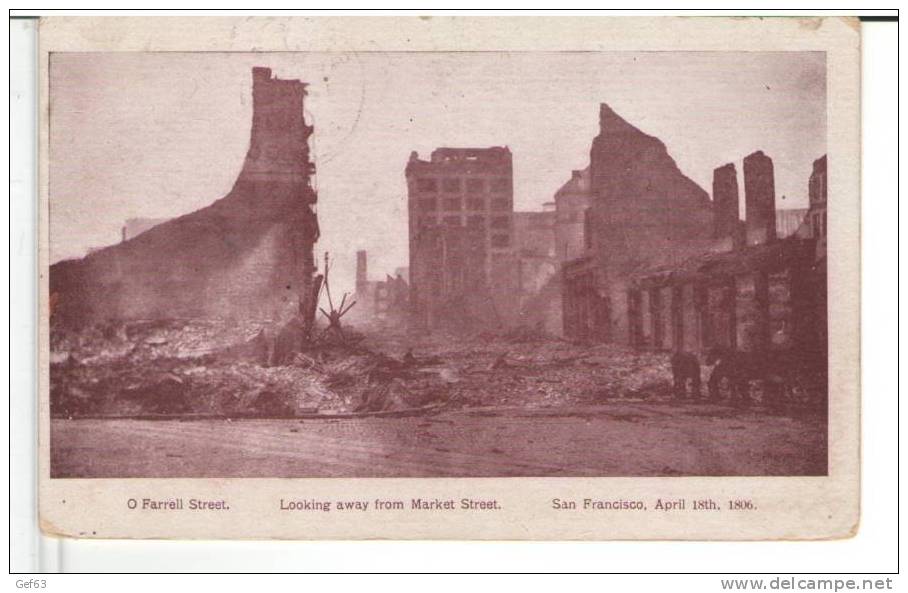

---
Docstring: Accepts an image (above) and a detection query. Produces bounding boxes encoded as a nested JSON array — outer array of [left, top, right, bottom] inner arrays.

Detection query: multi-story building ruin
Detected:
[[406, 147, 519, 330]]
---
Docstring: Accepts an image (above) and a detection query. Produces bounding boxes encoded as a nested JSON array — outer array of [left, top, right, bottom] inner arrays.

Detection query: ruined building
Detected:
[[563, 104, 715, 341], [406, 147, 519, 330], [627, 152, 828, 359], [50, 67, 319, 327], [512, 206, 561, 332], [558, 104, 827, 356], [554, 167, 593, 263], [499, 167, 596, 336], [352, 250, 409, 326], [513, 166, 596, 336]]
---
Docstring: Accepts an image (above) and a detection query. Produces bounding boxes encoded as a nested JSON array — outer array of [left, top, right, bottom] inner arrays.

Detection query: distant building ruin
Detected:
[[352, 250, 409, 326], [512, 206, 561, 332], [50, 67, 319, 327], [554, 168, 592, 263]]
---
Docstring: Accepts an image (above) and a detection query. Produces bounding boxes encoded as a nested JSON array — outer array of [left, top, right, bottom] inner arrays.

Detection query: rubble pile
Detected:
[[50, 317, 681, 419], [456, 340, 674, 407], [361, 328, 676, 409], [49, 319, 454, 418]]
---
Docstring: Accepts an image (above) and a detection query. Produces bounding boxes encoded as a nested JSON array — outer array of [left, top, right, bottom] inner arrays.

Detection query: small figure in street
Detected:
[[670, 351, 701, 399]]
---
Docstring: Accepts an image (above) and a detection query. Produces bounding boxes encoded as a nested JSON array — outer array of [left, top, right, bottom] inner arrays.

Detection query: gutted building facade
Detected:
[[406, 147, 519, 330]]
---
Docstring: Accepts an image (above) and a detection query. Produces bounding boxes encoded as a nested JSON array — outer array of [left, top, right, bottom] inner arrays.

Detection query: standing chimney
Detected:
[[712, 163, 740, 239], [743, 151, 777, 245], [356, 250, 368, 294]]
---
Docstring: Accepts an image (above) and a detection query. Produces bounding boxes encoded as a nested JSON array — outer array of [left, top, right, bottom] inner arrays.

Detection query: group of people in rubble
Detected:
[[669, 347, 822, 406]]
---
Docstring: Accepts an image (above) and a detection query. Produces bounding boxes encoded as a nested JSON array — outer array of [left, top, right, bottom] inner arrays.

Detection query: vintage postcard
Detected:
[[38, 16, 860, 540]]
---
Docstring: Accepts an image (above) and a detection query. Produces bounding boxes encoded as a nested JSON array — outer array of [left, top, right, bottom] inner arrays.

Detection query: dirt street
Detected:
[[51, 401, 826, 478]]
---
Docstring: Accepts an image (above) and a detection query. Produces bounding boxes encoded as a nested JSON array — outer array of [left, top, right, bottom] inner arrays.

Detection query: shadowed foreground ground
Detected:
[[51, 401, 826, 478]]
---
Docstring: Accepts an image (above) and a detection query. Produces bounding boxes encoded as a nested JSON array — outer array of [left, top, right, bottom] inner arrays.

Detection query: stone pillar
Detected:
[[743, 151, 777, 245], [650, 287, 662, 350], [726, 278, 738, 350], [627, 289, 642, 348], [694, 282, 709, 352], [671, 285, 684, 352], [712, 163, 739, 239]]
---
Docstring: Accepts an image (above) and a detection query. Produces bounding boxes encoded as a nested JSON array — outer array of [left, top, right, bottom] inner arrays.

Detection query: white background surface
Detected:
[[6, 10, 900, 582]]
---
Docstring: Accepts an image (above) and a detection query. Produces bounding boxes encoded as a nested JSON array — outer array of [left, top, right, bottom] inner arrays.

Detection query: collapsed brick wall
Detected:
[[50, 67, 318, 327]]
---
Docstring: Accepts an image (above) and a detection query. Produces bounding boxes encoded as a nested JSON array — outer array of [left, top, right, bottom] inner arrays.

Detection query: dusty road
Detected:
[[51, 401, 826, 478]]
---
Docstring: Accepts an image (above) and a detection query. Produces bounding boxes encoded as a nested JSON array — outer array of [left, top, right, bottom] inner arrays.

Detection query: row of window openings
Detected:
[[416, 177, 510, 193], [417, 197, 511, 212], [419, 215, 512, 230], [417, 220, 512, 247]]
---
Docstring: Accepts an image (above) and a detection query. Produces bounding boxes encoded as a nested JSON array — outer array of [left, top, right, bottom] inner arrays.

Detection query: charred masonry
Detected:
[[50, 68, 320, 335], [53, 66, 826, 365], [404, 103, 827, 362]]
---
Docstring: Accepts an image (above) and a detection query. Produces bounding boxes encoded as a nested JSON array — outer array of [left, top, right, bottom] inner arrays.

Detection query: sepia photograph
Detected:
[[47, 49, 830, 480], [8, 4, 902, 578], [31, 15, 863, 543]]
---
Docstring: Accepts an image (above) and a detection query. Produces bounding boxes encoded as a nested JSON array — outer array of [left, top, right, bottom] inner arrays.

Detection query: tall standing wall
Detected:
[[49, 67, 319, 327]]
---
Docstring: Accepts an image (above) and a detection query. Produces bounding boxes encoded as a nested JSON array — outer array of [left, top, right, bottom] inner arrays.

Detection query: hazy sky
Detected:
[[49, 51, 825, 294]]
